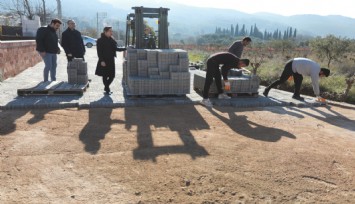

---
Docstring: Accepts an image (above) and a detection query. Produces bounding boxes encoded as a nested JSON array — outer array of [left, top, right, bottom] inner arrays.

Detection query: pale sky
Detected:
[[101, 0, 355, 19]]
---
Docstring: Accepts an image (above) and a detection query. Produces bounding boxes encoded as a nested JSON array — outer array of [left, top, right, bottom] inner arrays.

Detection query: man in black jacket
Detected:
[[36, 18, 62, 82], [200, 52, 250, 107], [228, 36, 252, 58], [61, 20, 86, 62]]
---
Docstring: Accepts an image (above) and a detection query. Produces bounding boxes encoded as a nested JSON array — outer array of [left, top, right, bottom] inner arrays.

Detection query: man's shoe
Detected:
[[218, 93, 231, 99], [263, 90, 268, 97], [292, 95, 305, 101], [200, 99, 213, 107]]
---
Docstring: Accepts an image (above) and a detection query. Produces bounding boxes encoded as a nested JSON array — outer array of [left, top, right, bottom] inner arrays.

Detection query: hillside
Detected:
[[45, 0, 355, 38]]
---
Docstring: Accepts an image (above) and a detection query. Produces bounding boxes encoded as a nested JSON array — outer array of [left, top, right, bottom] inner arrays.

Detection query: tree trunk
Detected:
[[343, 76, 355, 101], [327, 59, 331, 68], [24, 0, 34, 20]]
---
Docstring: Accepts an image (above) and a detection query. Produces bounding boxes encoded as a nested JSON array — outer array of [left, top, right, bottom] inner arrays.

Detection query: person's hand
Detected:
[[40, 52, 46, 57], [101, 61, 106, 67], [67, 54, 72, 57], [117, 47, 127, 52], [224, 80, 231, 91], [317, 96, 326, 103]]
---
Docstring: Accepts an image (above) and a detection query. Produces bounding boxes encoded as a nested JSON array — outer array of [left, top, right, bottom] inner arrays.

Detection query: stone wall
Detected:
[[0, 40, 41, 81]]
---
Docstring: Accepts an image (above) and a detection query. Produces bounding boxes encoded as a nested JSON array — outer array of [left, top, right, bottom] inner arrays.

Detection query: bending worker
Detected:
[[263, 57, 330, 101], [200, 52, 250, 108]]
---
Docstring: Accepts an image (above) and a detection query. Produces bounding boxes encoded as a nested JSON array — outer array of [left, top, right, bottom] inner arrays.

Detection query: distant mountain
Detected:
[[46, 0, 355, 38], [47, 0, 127, 19], [253, 13, 355, 38]]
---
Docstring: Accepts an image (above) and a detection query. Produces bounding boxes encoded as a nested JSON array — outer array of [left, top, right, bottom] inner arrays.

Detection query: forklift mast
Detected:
[[126, 7, 170, 49]]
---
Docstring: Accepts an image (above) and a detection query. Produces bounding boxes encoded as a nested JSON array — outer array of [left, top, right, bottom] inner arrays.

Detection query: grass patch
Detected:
[[188, 50, 210, 64]]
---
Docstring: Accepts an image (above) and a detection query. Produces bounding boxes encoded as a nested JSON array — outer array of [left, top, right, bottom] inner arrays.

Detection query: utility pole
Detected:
[[96, 12, 107, 38], [41, 0, 46, 25], [56, 0, 63, 40], [56, 0, 62, 19]]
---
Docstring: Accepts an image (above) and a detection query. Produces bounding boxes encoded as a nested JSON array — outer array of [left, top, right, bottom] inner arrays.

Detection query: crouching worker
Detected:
[[263, 57, 330, 101], [200, 52, 250, 107], [95, 26, 126, 95]]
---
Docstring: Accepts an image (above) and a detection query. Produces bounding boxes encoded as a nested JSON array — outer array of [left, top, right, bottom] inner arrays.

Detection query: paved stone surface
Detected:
[[0, 48, 354, 110]]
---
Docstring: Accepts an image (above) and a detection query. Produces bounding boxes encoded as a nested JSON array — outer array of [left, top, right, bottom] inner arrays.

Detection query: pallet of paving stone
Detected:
[[124, 49, 191, 96], [17, 81, 89, 96], [193, 70, 259, 97]]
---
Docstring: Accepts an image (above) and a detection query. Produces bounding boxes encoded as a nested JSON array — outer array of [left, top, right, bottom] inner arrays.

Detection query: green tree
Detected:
[[293, 29, 297, 38], [268, 39, 296, 56], [283, 30, 287, 40], [240, 24, 245, 36], [310, 35, 351, 67], [235, 24, 239, 36]]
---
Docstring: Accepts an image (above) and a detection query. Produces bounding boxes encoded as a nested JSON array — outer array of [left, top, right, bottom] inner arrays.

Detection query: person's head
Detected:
[[50, 18, 62, 31], [102, 26, 113, 37], [242, 36, 252, 46], [320, 68, 330, 77], [144, 27, 151, 35], [67, 20, 76, 30], [238, 59, 250, 68]]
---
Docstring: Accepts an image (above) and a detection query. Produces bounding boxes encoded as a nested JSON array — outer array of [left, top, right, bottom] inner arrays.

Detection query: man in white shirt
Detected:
[[263, 58, 330, 100]]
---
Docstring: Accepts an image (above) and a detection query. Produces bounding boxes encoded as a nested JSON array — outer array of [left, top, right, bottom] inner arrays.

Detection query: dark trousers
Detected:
[[265, 60, 303, 96], [102, 75, 114, 91], [67, 55, 85, 62], [203, 60, 223, 99]]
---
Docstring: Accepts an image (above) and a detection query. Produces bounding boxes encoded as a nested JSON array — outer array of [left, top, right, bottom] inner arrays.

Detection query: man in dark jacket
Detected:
[[61, 20, 86, 62], [95, 26, 126, 94], [200, 52, 250, 107], [36, 18, 62, 82], [228, 36, 252, 58]]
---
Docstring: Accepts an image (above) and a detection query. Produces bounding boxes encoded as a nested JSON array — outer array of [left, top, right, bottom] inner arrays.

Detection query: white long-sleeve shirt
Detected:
[[292, 58, 321, 96]]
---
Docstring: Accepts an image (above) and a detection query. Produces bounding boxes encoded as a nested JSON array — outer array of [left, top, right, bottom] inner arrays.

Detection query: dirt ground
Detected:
[[1, 104, 355, 203]]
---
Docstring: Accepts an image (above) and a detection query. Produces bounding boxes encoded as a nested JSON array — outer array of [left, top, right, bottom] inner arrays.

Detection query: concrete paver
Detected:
[[0, 48, 353, 110]]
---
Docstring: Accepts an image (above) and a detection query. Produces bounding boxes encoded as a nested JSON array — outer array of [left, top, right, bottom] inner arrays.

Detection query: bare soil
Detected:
[[1, 105, 355, 203]]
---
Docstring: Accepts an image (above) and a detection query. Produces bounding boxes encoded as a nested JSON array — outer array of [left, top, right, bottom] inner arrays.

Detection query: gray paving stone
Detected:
[[1, 48, 353, 110]]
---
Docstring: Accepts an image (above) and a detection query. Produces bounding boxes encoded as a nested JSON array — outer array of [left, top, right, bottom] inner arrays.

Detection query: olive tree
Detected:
[[310, 35, 351, 68], [0, 0, 56, 25], [267, 39, 296, 57], [0, 0, 35, 20]]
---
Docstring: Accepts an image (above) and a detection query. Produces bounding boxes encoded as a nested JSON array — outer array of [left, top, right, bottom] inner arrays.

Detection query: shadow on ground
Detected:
[[209, 106, 297, 142], [79, 96, 125, 154], [0, 109, 54, 136], [289, 106, 355, 132], [124, 105, 210, 162]]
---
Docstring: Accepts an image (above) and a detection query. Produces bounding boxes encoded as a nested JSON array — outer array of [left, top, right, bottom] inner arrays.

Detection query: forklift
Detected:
[[123, 7, 190, 96], [125, 7, 169, 49]]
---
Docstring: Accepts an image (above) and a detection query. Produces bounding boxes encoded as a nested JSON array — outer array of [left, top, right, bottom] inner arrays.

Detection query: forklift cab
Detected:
[[125, 7, 169, 49]]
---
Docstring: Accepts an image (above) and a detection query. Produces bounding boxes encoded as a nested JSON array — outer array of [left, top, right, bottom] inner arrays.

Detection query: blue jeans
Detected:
[[41, 53, 57, 81]]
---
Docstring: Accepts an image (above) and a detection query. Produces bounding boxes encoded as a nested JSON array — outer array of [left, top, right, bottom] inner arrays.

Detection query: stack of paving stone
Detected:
[[123, 49, 190, 95], [228, 69, 243, 76], [193, 70, 259, 94], [67, 58, 88, 85]]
